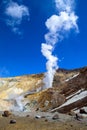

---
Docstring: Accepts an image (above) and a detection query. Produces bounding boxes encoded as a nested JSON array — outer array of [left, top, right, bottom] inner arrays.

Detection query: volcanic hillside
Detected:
[[0, 67, 87, 115]]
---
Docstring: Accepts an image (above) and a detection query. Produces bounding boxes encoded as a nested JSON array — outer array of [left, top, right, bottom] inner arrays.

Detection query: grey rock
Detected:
[[10, 119, 16, 124], [52, 114, 59, 120]]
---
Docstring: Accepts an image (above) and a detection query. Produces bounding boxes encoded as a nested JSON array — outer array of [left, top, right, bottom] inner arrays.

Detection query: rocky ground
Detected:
[[0, 111, 87, 130]]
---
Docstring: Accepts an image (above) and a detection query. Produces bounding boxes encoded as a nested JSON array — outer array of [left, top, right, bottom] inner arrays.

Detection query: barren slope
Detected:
[[0, 67, 87, 116]]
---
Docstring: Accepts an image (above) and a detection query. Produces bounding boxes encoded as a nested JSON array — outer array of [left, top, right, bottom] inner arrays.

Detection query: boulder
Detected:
[[10, 119, 16, 124], [35, 115, 41, 119], [80, 109, 87, 114], [52, 114, 59, 120], [26, 115, 30, 117], [2, 110, 11, 117]]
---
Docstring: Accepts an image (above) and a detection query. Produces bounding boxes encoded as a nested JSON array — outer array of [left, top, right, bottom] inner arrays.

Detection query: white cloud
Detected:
[[5, 2, 29, 19], [5, 1, 29, 34]]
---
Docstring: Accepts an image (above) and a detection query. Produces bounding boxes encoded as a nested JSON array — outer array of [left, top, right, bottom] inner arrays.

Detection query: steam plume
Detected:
[[41, 0, 79, 89]]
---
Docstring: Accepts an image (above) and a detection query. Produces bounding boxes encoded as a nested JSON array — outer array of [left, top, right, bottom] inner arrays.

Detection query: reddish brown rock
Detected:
[[2, 110, 11, 117]]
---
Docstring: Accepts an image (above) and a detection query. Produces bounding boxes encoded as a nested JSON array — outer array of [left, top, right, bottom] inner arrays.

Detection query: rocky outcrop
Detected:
[[50, 67, 87, 114]]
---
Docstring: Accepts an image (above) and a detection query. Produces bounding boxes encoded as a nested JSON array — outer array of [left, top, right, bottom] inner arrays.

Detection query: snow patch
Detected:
[[59, 90, 87, 108], [74, 107, 87, 117], [65, 73, 79, 82], [66, 89, 84, 99], [82, 107, 87, 112]]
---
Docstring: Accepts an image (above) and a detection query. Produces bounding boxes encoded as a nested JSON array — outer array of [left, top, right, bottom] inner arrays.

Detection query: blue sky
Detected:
[[0, 0, 87, 77]]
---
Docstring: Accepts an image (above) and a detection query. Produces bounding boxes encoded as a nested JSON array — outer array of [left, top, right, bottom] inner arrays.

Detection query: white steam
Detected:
[[12, 95, 27, 112], [41, 0, 79, 89], [7, 87, 26, 111]]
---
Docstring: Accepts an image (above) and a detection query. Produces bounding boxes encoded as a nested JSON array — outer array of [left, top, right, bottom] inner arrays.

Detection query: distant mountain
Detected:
[[0, 67, 87, 116]]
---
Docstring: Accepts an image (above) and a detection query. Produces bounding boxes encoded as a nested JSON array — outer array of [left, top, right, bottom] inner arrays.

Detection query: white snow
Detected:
[[65, 73, 79, 82], [82, 107, 87, 112], [58, 90, 87, 108], [74, 107, 87, 117], [66, 89, 84, 99], [74, 107, 87, 113]]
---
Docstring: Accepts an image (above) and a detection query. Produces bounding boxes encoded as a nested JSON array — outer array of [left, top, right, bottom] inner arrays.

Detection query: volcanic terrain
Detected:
[[0, 66, 87, 130]]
